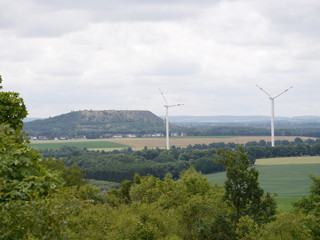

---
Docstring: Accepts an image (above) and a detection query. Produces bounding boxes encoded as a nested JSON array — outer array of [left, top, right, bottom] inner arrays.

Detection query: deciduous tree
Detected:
[[217, 146, 276, 225], [0, 76, 27, 132], [293, 174, 320, 240]]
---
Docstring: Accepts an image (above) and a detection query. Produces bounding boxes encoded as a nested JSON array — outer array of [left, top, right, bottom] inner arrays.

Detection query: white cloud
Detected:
[[1, 0, 320, 118]]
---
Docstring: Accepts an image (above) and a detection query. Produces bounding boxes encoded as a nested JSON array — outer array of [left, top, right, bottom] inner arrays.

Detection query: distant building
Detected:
[[126, 134, 137, 138], [101, 134, 113, 138], [76, 135, 87, 139], [152, 133, 164, 137], [113, 134, 123, 138], [38, 136, 48, 140]]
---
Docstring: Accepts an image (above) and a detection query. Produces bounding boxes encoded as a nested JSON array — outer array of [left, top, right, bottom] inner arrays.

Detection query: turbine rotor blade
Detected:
[[274, 86, 293, 99], [159, 88, 169, 105], [168, 104, 184, 107], [256, 84, 272, 98]]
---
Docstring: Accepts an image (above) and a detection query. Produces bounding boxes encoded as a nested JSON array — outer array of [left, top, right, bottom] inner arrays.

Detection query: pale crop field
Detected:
[[30, 136, 314, 150], [108, 136, 312, 150], [255, 156, 320, 166]]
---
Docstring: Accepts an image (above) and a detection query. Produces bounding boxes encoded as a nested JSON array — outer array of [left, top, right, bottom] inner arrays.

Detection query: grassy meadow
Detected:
[[207, 156, 320, 211], [30, 139, 129, 150]]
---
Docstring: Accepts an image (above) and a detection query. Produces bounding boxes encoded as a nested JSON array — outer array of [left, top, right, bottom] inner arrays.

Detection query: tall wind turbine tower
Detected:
[[159, 89, 183, 150], [256, 84, 293, 147]]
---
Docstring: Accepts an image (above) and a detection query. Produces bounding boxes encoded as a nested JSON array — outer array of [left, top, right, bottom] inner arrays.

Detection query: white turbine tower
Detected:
[[159, 89, 183, 150], [256, 84, 293, 147]]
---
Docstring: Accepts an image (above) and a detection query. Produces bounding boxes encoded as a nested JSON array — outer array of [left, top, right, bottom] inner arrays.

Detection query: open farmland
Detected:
[[206, 155, 320, 211], [30, 136, 314, 150], [30, 139, 129, 150], [108, 136, 313, 150], [255, 156, 320, 165]]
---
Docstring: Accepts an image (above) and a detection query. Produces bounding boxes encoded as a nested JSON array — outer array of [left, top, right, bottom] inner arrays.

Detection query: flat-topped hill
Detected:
[[23, 110, 181, 139]]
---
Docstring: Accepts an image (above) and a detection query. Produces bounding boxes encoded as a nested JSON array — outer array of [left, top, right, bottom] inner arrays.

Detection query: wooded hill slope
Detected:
[[23, 110, 182, 139]]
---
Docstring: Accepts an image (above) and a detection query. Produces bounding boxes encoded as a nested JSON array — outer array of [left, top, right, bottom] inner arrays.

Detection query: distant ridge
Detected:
[[23, 110, 181, 139], [23, 117, 43, 122], [168, 115, 320, 130], [169, 115, 320, 123]]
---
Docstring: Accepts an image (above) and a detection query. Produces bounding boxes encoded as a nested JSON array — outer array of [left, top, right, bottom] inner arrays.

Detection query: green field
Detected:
[[275, 196, 302, 212], [30, 140, 129, 150], [206, 156, 320, 211]]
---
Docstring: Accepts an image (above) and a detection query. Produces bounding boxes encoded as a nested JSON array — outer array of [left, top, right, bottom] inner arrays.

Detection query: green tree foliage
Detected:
[[217, 146, 277, 225], [40, 158, 86, 187], [0, 77, 58, 202], [0, 185, 104, 240], [102, 168, 232, 240], [236, 213, 313, 240], [293, 174, 320, 240], [0, 76, 27, 132], [0, 124, 59, 202], [0, 190, 81, 240]]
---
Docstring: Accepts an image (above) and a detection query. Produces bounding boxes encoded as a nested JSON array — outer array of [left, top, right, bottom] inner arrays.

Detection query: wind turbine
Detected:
[[159, 89, 183, 150], [256, 84, 293, 147]]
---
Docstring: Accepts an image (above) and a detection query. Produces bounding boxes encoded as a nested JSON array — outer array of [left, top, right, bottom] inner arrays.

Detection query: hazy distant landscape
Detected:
[[23, 110, 320, 141], [170, 115, 320, 128]]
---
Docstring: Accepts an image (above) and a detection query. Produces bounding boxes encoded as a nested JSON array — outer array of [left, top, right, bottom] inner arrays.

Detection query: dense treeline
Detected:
[[39, 137, 320, 183], [40, 146, 223, 182], [185, 126, 320, 138]]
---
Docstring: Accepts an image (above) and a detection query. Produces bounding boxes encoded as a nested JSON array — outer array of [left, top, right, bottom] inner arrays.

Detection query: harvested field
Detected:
[[108, 136, 313, 150], [30, 136, 314, 150], [255, 156, 320, 166]]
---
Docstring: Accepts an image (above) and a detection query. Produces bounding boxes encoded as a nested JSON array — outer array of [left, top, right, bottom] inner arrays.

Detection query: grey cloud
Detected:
[[145, 60, 201, 76], [34, 0, 220, 9], [2, 0, 320, 117], [0, 1, 91, 37], [32, 0, 221, 22], [19, 10, 91, 37], [257, 1, 320, 38]]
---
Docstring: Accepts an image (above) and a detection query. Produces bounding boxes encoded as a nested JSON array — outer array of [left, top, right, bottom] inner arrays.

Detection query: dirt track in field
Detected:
[[108, 136, 313, 149]]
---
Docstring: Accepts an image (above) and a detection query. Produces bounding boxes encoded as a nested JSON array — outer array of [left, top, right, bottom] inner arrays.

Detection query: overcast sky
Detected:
[[1, 0, 320, 118]]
